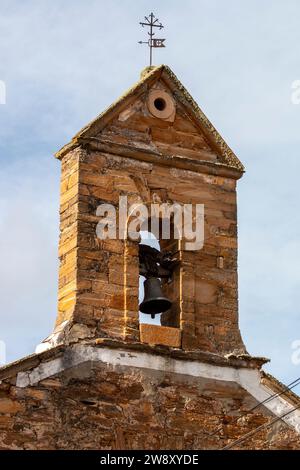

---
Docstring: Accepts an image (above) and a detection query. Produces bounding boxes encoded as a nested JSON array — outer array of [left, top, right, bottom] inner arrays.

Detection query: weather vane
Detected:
[[138, 12, 166, 67]]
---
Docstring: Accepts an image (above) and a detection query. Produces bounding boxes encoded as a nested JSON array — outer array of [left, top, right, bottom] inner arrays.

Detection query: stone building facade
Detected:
[[0, 65, 299, 450]]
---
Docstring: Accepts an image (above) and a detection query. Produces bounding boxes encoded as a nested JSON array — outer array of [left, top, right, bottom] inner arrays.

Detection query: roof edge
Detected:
[[0, 338, 268, 383], [261, 371, 300, 407], [55, 65, 164, 160]]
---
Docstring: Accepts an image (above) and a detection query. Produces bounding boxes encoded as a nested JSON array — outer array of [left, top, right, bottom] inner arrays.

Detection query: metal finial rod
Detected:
[[138, 12, 166, 67]]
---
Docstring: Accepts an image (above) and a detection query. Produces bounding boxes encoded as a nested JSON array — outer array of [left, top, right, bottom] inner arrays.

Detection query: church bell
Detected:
[[139, 277, 172, 319]]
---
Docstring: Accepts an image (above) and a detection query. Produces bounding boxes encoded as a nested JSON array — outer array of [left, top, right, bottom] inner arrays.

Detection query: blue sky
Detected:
[[0, 0, 300, 385]]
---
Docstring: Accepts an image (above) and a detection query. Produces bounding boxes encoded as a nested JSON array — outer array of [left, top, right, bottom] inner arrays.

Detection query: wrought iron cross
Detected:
[[138, 12, 166, 67]]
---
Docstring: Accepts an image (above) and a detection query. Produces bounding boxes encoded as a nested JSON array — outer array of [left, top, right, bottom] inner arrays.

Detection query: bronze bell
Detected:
[[139, 277, 172, 319]]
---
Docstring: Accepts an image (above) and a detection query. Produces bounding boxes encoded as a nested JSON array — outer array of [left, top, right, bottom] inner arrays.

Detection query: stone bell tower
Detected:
[[2, 65, 300, 451], [52, 64, 246, 356]]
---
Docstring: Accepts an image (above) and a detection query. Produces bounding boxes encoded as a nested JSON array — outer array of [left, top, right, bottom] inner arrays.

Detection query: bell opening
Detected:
[[139, 231, 163, 325]]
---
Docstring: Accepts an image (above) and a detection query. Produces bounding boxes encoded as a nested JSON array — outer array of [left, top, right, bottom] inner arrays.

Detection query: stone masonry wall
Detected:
[[56, 146, 245, 354], [0, 357, 299, 450], [55, 73, 247, 354]]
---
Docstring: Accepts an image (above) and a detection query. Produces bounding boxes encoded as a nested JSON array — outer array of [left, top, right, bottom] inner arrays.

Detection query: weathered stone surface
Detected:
[[4, 65, 296, 451], [0, 398, 24, 414], [52, 68, 246, 353], [0, 356, 299, 450], [140, 324, 181, 348], [55, 139, 244, 352]]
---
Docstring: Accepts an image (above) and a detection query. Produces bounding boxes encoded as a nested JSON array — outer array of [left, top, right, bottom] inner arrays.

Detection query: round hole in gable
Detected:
[[147, 90, 176, 120], [154, 97, 166, 111]]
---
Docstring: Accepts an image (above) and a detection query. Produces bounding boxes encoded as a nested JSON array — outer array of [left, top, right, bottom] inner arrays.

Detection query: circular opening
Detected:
[[154, 97, 166, 111]]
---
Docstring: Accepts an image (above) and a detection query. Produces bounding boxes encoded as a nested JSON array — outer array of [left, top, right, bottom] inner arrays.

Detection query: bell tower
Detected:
[[52, 65, 246, 355], [3, 62, 299, 453]]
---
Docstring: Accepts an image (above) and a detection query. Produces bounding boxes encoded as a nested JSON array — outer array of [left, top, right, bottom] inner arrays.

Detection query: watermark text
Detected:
[[95, 197, 205, 251]]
